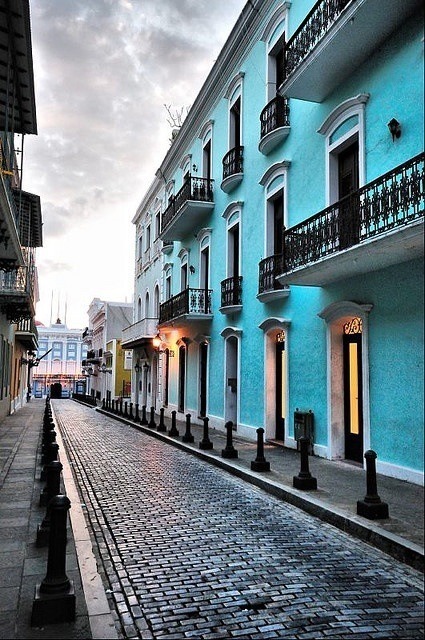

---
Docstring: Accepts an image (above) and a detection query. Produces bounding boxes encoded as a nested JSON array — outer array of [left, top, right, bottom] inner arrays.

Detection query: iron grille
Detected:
[[284, 0, 353, 80], [159, 288, 212, 324], [260, 95, 290, 138], [282, 153, 424, 273], [162, 177, 214, 232], [221, 276, 243, 307], [258, 254, 288, 294], [222, 146, 244, 180]]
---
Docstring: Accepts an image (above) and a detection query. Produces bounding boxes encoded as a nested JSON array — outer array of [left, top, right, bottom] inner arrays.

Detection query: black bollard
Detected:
[[182, 413, 195, 443], [199, 417, 213, 450], [222, 421, 238, 458], [41, 429, 56, 457], [124, 401, 128, 417], [134, 403, 140, 423], [293, 437, 317, 490], [157, 407, 167, 432], [168, 410, 179, 438], [111, 399, 115, 413], [140, 405, 148, 425], [251, 427, 270, 471], [357, 450, 389, 519], [32, 495, 76, 626], [148, 406, 156, 428], [40, 460, 63, 507], [40, 443, 59, 481], [102, 398, 105, 409], [129, 402, 134, 420]]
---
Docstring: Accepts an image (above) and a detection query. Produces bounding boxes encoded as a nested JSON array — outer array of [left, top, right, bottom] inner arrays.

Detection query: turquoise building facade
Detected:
[[129, 0, 424, 485]]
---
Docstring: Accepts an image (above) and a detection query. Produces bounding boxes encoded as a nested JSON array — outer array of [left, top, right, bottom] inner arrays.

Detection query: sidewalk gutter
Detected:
[[96, 407, 424, 574], [54, 409, 118, 639]]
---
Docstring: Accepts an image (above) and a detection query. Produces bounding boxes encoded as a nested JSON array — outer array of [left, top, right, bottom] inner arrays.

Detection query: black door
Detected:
[[199, 343, 208, 418], [275, 337, 286, 440], [343, 332, 363, 462], [178, 346, 186, 413], [338, 141, 359, 249]]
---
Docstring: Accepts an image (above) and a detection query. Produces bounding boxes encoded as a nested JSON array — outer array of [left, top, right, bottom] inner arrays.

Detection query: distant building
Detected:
[[82, 298, 133, 402], [32, 318, 86, 398]]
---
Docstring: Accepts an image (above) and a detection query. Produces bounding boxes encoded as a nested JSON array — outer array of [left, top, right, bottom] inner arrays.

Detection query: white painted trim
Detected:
[[198, 119, 214, 141], [318, 301, 373, 463], [317, 94, 370, 136], [223, 71, 245, 100], [376, 460, 424, 487], [258, 317, 291, 332], [260, 3, 291, 43], [259, 161, 291, 186], [222, 201, 243, 220]]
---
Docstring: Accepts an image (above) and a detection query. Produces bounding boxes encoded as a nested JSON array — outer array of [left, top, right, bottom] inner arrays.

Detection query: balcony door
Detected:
[[338, 140, 359, 249], [343, 318, 363, 463]]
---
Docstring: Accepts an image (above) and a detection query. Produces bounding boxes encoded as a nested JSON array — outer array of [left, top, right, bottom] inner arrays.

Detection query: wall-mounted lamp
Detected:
[[387, 118, 401, 141], [189, 265, 195, 274], [192, 164, 198, 173], [143, 361, 150, 371], [152, 332, 162, 350], [134, 362, 141, 373], [99, 364, 112, 374]]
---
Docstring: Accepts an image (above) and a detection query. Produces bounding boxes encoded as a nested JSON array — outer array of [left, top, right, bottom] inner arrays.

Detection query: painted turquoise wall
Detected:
[[160, 0, 423, 478]]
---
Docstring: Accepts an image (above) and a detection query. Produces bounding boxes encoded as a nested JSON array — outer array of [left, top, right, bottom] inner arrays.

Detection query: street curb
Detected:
[[53, 406, 119, 639], [96, 407, 424, 574]]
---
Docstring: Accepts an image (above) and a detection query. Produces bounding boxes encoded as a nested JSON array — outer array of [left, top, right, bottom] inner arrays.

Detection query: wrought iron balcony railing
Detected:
[[220, 276, 243, 308], [159, 288, 212, 325], [283, 0, 352, 81], [282, 153, 424, 273], [0, 264, 36, 321], [162, 176, 214, 232], [258, 254, 289, 295], [222, 146, 244, 180], [260, 96, 290, 139]]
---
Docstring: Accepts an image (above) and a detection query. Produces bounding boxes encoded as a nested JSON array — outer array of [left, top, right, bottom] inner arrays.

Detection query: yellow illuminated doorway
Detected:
[[275, 331, 286, 441], [343, 318, 363, 462]]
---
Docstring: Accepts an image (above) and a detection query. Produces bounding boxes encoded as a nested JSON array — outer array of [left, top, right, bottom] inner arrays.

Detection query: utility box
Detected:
[[294, 409, 314, 453]]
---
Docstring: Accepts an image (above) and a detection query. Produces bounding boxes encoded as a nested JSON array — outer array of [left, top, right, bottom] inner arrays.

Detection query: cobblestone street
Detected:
[[54, 402, 424, 639]]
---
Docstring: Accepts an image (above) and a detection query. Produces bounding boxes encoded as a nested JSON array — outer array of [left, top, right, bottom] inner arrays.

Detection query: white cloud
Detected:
[[24, 0, 246, 329]]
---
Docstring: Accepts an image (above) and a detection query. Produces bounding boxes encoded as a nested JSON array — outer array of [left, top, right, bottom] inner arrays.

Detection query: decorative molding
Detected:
[[260, 2, 291, 43], [222, 201, 243, 220], [258, 317, 291, 332], [224, 72, 245, 100], [259, 160, 291, 186], [318, 301, 373, 323], [317, 94, 370, 136], [198, 119, 214, 141], [220, 327, 242, 339]]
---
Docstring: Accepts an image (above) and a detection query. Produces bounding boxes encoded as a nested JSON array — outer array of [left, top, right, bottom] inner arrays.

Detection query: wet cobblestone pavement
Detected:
[[54, 402, 424, 639]]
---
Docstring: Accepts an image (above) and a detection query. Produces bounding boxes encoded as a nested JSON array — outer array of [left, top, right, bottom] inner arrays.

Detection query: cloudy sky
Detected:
[[23, 0, 246, 329]]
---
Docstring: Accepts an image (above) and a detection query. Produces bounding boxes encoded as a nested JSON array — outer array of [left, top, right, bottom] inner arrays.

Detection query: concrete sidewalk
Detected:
[[95, 403, 424, 573], [0, 399, 116, 640]]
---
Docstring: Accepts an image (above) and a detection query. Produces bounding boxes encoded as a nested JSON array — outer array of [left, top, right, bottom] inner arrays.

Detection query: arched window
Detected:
[[318, 94, 369, 206]]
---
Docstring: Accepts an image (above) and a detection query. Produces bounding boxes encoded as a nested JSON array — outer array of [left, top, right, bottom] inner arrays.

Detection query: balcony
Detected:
[[221, 146, 244, 193], [86, 348, 102, 364], [160, 177, 214, 243], [121, 317, 158, 349], [277, 153, 424, 286], [220, 276, 243, 314], [159, 288, 212, 326], [280, 0, 421, 102], [0, 265, 36, 322], [259, 96, 290, 155], [15, 317, 38, 350], [257, 255, 290, 302]]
